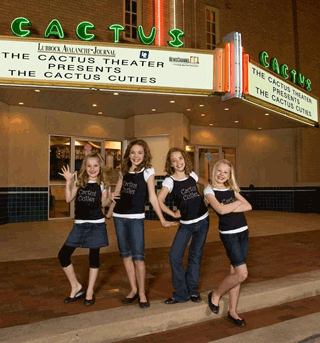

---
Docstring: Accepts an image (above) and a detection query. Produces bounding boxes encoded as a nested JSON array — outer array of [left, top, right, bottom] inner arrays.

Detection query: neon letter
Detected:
[[167, 29, 184, 48], [297, 73, 305, 87], [11, 17, 32, 37], [280, 64, 289, 79], [76, 22, 95, 41], [259, 51, 269, 68], [271, 58, 280, 74], [45, 19, 65, 39], [137, 26, 157, 45], [290, 69, 297, 84], [109, 24, 125, 43], [305, 79, 311, 92]]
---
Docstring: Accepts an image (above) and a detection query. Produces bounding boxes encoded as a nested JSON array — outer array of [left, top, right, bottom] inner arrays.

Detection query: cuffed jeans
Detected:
[[169, 216, 209, 302]]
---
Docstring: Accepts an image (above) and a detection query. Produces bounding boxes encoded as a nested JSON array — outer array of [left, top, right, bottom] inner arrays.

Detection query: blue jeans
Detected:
[[169, 216, 209, 302], [113, 217, 145, 261]]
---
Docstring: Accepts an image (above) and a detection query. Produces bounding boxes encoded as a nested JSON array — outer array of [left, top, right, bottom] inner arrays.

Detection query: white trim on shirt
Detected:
[[74, 217, 106, 224], [180, 211, 209, 225], [113, 212, 145, 219], [220, 226, 248, 234], [162, 171, 198, 193]]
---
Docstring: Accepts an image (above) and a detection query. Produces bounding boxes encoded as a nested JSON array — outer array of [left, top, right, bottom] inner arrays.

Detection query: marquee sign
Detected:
[[245, 62, 318, 123], [0, 37, 214, 94]]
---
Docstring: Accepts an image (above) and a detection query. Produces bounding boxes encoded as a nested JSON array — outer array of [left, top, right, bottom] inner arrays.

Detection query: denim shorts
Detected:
[[113, 217, 145, 261], [65, 222, 109, 249], [219, 229, 249, 267]]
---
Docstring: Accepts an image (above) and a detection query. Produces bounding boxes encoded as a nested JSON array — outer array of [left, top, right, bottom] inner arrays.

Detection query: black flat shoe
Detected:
[[84, 295, 95, 306], [208, 291, 219, 314], [228, 312, 245, 326], [139, 298, 150, 308], [63, 291, 85, 303], [190, 294, 202, 303], [165, 297, 190, 304], [122, 293, 139, 304]]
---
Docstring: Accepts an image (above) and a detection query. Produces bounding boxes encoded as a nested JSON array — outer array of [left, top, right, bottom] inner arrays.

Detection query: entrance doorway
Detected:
[[190, 145, 237, 184]]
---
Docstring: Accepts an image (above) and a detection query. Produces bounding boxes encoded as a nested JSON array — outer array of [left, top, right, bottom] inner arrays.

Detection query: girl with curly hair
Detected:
[[108, 139, 177, 308], [158, 147, 209, 304], [58, 152, 112, 306]]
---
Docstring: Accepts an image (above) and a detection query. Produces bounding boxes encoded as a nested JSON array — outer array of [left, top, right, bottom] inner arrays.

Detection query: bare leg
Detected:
[[211, 264, 248, 307], [123, 257, 138, 297], [134, 260, 147, 302], [86, 268, 99, 300], [62, 264, 82, 298], [228, 265, 242, 320]]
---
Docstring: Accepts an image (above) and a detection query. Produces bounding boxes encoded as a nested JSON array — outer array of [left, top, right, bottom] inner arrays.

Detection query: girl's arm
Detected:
[[147, 175, 179, 227], [205, 193, 242, 215], [59, 165, 78, 203], [101, 185, 113, 208], [232, 192, 252, 213], [106, 176, 123, 219], [157, 186, 181, 219]]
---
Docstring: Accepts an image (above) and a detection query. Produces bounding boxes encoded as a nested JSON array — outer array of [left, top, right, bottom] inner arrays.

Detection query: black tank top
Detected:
[[213, 189, 247, 232], [114, 170, 148, 215], [170, 175, 207, 221], [74, 182, 104, 220]]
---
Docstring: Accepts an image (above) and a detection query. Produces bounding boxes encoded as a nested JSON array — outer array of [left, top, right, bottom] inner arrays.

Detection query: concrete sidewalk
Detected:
[[0, 211, 320, 342], [0, 270, 320, 342]]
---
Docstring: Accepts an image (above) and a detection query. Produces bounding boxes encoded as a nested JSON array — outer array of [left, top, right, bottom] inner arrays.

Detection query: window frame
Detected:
[[205, 5, 220, 50], [123, 0, 142, 42]]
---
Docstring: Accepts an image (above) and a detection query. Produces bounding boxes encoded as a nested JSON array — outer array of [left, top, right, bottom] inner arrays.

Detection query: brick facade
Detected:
[[0, 0, 319, 187]]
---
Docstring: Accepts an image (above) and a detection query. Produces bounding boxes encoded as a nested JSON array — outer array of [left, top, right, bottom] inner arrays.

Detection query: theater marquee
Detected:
[[0, 37, 214, 95]]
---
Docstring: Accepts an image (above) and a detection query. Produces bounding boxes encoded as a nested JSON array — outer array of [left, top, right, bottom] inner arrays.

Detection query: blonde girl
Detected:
[[58, 152, 112, 306], [204, 159, 252, 326], [108, 139, 176, 308]]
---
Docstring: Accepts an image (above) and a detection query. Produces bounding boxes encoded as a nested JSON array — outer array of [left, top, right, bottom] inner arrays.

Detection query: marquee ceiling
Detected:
[[0, 85, 312, 130]]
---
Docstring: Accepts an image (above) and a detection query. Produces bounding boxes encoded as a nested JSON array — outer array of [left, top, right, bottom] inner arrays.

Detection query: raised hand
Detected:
[[58, 165, 77, 181]]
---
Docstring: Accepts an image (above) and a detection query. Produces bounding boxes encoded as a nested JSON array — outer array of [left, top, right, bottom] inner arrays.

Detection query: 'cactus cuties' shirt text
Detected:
[[162, 172, 208, 224], [113, 167, 155, 219]]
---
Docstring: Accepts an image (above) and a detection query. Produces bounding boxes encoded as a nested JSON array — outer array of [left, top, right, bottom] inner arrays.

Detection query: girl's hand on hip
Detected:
[[161, 220, 179, 228]]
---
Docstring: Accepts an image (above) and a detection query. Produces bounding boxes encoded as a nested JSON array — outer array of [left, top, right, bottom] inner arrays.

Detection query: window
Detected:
[[49, 136, 122, 219], [205, 6, 220, 50], [124, 0, 142, 41]]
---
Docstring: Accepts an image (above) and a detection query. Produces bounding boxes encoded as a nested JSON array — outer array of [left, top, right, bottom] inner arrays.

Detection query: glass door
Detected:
[[49, 136, 71, 219], [193, 145, 237, 184]]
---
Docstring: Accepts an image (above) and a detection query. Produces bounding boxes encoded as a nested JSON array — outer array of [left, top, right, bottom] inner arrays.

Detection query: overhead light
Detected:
[[98, 112, 102, 114], [265, 113, 269, 116], [35, 89, 40, 93], [186, 108, 191, 111], [113, 92, 119, 95], [151, 109, 156, 111], [98, 88, 209, 96], [209, 123, 213, 126], [201, 114, 205, 117], [225, 108, 229, 111], [199, 104, 204, 107], [258, 127, 262, 130], [235, 120, 239, 123], [170, 100, 175, 103], [19, 102, 24, 105], [92, 104, 97, 107]]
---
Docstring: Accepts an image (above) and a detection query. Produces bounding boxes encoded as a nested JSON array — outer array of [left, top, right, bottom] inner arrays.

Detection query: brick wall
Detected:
[[0, 0, 319, 187]]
